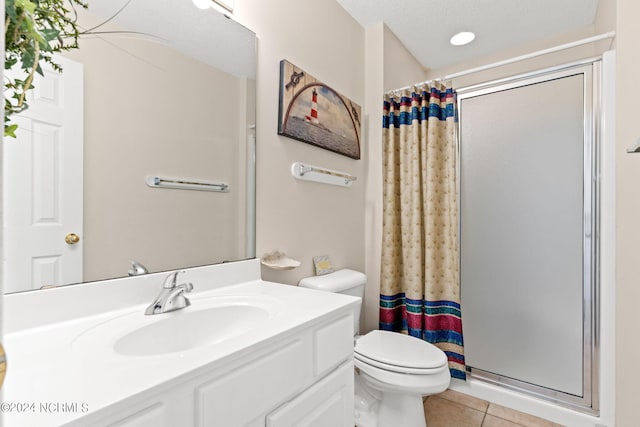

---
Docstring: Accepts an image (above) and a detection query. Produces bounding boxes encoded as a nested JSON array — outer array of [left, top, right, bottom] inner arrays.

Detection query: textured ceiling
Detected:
[[337, 0, 599, 70], [83, 0, 255, 78]]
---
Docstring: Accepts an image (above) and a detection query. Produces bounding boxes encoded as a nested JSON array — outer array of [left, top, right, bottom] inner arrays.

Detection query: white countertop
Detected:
[[1, 261, 359, 426]]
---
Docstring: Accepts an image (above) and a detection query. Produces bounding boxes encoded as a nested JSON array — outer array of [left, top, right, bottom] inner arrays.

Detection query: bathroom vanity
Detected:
[[2, 260, 358, 426]]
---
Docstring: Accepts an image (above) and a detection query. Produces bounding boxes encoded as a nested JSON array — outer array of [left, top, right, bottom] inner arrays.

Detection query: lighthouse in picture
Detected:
[[305, 88, 319, 124]]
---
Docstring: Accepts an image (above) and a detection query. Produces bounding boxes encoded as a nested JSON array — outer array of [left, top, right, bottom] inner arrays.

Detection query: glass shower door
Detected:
[[458, 63, 598, 411]]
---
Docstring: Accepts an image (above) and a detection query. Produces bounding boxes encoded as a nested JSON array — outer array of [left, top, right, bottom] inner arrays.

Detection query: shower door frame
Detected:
[[456, 58, 601, 414]]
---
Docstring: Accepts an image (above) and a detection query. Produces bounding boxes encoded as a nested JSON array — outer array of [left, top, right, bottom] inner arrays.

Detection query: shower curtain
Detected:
[[379, 83, 465, 380]]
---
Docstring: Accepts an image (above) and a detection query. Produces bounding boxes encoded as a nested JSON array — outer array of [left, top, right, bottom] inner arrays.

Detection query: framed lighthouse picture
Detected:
[[278, 60, 362, 159]]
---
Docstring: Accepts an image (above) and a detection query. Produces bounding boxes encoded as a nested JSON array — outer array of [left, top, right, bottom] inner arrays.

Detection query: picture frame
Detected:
[[278, 60, 362, 160]]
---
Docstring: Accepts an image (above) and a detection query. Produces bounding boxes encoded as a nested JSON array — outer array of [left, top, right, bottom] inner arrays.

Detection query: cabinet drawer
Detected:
[[195, 338, 311, 426]]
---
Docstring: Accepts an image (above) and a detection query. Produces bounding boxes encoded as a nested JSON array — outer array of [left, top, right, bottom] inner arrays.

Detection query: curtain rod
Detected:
[[386, 31, 615, 95]]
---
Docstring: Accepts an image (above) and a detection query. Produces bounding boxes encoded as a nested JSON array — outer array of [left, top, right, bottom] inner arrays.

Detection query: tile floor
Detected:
[[423, 390, 565, 427]]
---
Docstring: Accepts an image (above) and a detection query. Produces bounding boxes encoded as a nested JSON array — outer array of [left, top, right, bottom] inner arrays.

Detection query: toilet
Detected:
[[299, 269, 450, 427]]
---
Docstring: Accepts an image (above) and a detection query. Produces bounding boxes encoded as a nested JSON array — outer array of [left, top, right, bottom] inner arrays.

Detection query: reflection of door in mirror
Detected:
[[3, 57, 84, 293]]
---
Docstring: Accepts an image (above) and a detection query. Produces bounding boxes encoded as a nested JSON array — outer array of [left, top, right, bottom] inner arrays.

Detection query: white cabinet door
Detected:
[[196, 339, 311, 426], [266, 361, 354, 427]]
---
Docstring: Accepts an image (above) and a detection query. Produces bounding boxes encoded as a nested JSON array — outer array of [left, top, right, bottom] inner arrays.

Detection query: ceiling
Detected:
[[336, 0, 599, 70], [84, 0, 599, 77], [82, 0, 255, 78]]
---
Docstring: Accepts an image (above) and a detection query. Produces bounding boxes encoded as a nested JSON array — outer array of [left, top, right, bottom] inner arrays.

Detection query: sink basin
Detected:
[[71, 296, 279, 357], [114, 304, 270, 356]]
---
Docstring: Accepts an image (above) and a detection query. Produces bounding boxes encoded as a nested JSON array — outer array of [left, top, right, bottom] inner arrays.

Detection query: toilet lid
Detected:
[[355, 330, 447, 369]]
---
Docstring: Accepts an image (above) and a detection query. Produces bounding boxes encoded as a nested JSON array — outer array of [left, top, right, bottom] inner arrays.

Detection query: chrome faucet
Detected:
[[128, 260, 149, 276], [145, 270, 194, 315]]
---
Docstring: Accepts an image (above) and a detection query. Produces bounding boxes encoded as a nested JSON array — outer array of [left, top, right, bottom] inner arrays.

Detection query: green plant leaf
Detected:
[[15, 0, 36, 14], [5, 0, 87, 133], [4, 124, 19, 138], [21, 49, 36, 69], [40, 28, 61, 41]]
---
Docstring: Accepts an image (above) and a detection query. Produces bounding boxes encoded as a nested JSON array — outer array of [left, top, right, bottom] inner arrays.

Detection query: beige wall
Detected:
[[363, 22, 615, 337], [363, 5, 620, 425], [615, 1, 640, 425], [362, 23, 428, 333], [416, 15, 619, 426], [233, 0, 366, 285], [383, 27, 428, 92], [231, 2, 640, 424], [64, 10, 249, 282], [362, 23, 385, 334], [413, 3, 640, 426]]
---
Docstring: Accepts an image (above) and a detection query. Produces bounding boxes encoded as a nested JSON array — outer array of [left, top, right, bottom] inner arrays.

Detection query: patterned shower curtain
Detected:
[[379, 83, 466, 380]]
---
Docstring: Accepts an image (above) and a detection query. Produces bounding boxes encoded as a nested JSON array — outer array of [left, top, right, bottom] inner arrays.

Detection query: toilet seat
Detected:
[[354, 356, 451, 396], [354, 352, 447, 375], [355, 330, 448, 374]]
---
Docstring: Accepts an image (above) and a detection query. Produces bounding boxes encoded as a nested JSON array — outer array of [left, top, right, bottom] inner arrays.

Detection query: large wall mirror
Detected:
[[2, 0, 256, 293]]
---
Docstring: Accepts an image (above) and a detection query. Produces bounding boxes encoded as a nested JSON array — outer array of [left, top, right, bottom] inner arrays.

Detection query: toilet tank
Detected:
[[298, 269, 366, 335]]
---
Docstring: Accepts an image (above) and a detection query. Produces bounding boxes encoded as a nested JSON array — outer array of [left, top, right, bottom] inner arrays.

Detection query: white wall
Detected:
[[233, 0, 366, 285]]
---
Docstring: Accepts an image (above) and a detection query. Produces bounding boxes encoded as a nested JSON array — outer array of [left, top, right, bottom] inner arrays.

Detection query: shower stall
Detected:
[[457, 58, 602, 413]]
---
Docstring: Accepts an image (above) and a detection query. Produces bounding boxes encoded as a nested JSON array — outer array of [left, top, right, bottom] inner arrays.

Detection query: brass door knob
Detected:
[[0, 343, 6, 389], [65, 233, 80, 245]]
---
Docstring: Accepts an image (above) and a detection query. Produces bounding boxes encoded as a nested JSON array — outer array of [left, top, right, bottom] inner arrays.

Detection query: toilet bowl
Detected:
[[299, 270, 451, 427], [353, 330, 450, 427]]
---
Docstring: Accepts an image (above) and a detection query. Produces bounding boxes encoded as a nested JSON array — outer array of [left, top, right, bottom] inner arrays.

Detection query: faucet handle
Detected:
[[162, 270, 186, 289]]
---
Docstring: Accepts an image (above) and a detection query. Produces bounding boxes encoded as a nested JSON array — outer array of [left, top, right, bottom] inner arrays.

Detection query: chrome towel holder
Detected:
[[145, 176, 229, 192]]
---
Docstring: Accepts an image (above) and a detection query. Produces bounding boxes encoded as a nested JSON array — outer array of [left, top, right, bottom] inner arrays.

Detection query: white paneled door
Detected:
[[3, 56, 83, 292]]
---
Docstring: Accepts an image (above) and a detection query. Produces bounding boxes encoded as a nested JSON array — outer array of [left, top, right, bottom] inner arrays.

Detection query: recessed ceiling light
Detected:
[[192, 0, 211, 9], [192, 0, 234, 14], [450, 31, 476, 46]]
